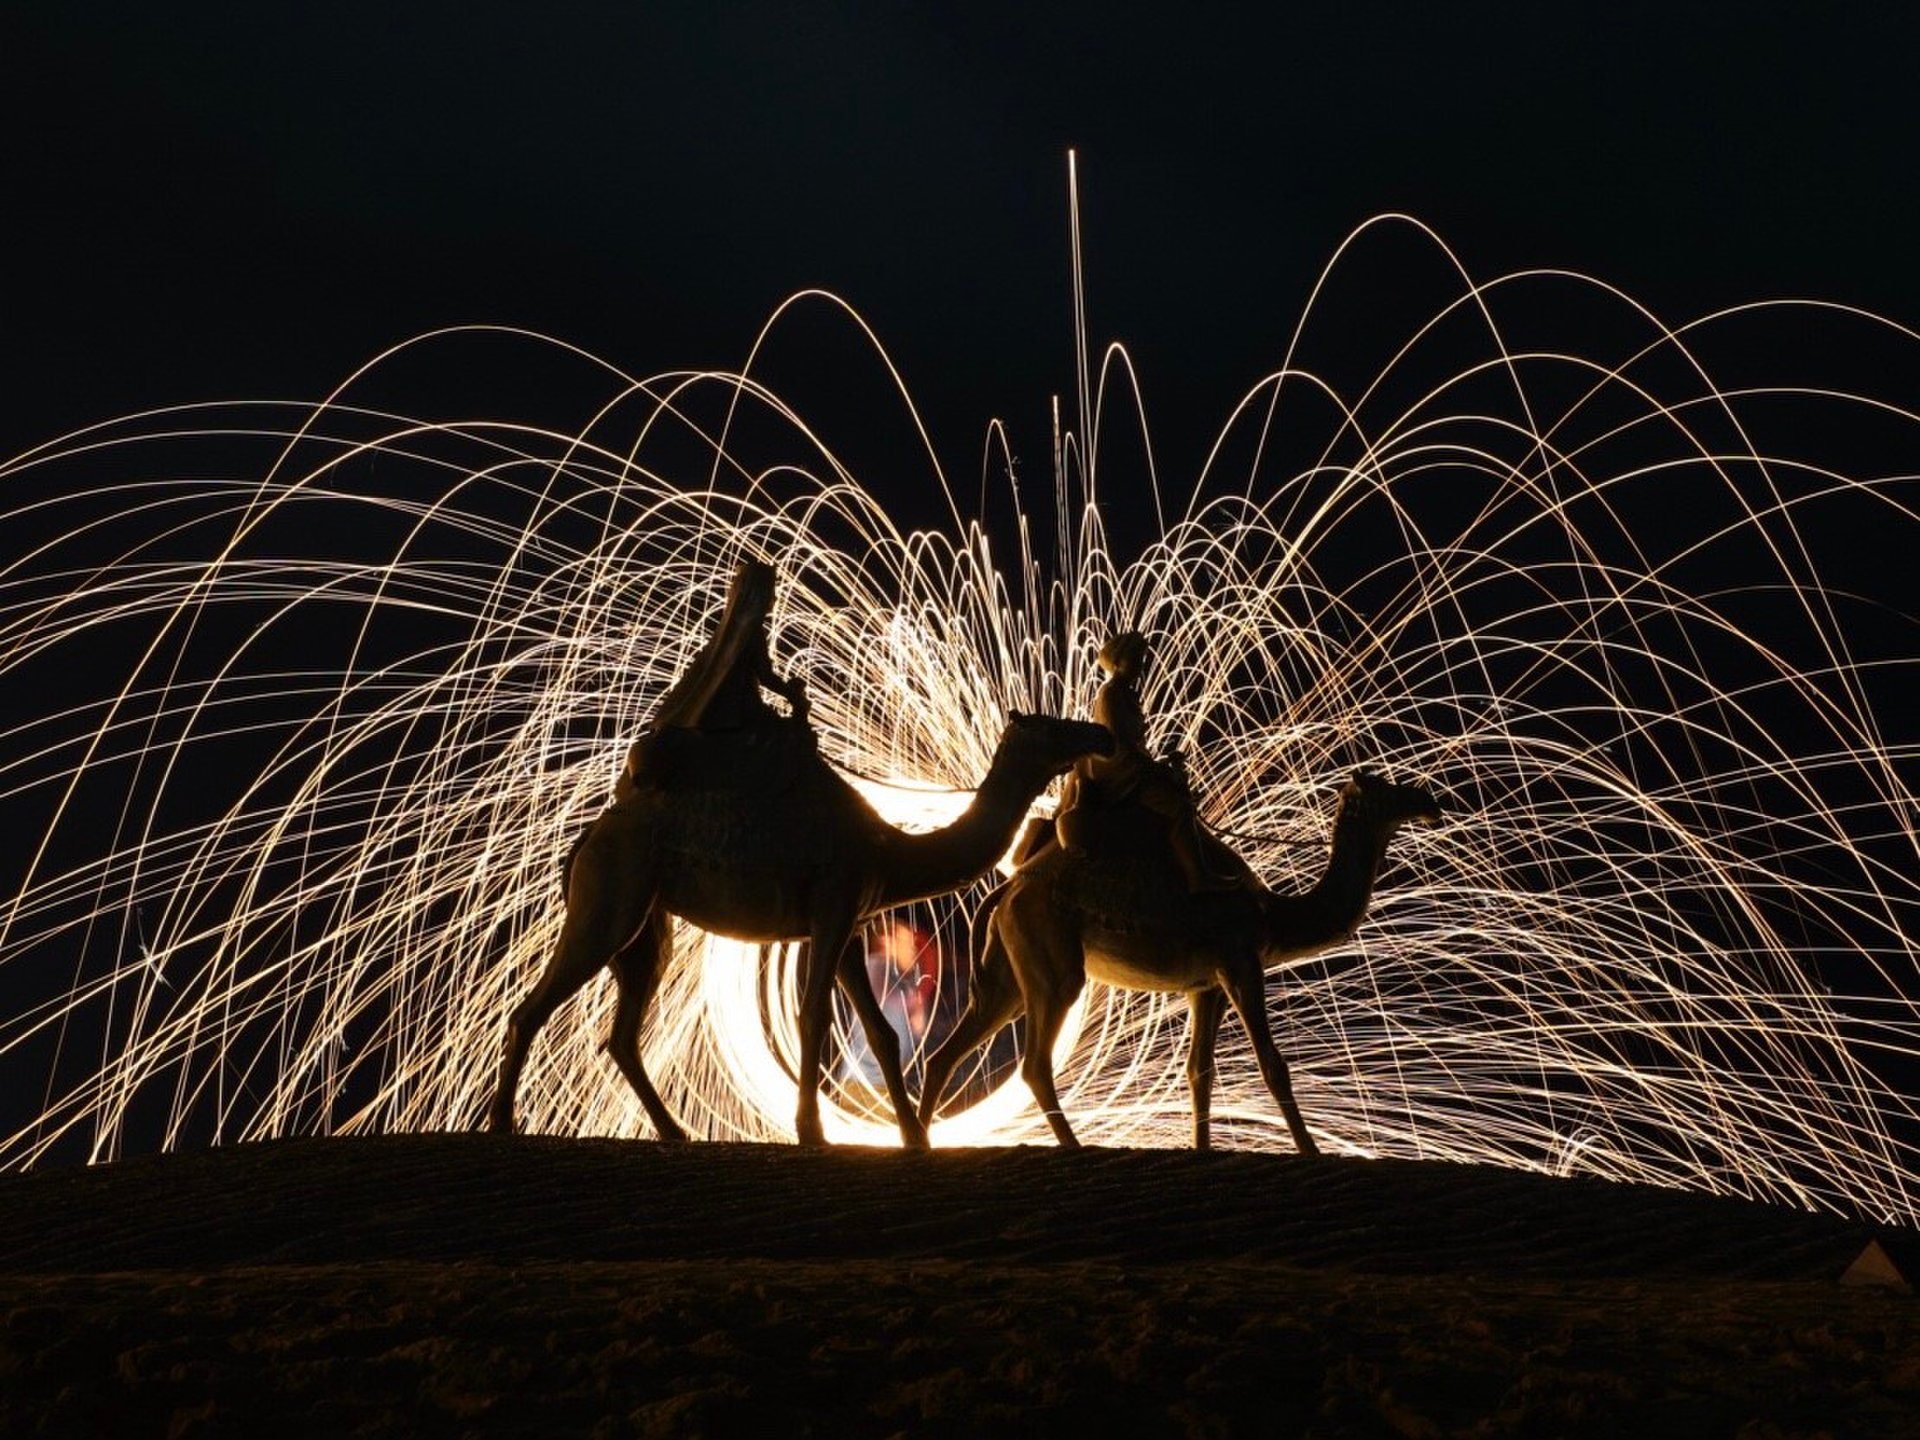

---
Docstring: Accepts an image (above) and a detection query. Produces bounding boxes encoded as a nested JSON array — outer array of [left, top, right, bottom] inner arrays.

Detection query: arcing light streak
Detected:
[[0, 218, 1916, 1223]]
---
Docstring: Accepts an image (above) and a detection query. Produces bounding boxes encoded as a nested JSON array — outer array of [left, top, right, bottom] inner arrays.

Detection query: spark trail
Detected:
[[0, 217, 1915, 1222]]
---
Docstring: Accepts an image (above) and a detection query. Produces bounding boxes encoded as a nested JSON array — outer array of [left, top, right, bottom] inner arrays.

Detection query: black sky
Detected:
[[5, 4, 1917, 496]]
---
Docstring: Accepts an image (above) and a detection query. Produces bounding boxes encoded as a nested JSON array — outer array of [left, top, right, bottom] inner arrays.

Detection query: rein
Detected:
[[1203, 823, 1326, 852], [831, 749, 1335, 853]]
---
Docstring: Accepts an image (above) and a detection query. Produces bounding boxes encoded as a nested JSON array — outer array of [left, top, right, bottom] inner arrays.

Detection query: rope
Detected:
[[1204, 824, 1326, 851]]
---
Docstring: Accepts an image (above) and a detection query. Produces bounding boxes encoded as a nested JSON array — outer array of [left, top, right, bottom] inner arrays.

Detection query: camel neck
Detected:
[[880, 758, 1034, 908], [1296, 799, 1390, 939]]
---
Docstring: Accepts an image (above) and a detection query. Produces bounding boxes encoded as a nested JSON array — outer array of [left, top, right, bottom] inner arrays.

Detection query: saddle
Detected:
[[618, 718, 818, 801], [563, 720, 822, 895], [1053, 776, 1171, 860], [1054, 772, 1252, 893]]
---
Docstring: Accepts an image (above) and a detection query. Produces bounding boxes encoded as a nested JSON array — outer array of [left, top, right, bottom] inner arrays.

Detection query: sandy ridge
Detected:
[[0, 1134, 1890, 1280]]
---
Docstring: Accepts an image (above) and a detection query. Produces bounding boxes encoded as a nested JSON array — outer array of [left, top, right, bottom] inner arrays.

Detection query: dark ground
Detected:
[[1, 1136, 1916, 1437]]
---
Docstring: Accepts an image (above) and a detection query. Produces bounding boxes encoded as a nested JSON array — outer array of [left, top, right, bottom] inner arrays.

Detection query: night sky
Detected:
[[6, 5, 1917, 498]]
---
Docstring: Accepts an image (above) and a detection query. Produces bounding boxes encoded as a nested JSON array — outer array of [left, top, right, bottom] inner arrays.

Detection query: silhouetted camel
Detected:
[[919, 769, 1442, 1152], [490, 712, 1113, 1147]]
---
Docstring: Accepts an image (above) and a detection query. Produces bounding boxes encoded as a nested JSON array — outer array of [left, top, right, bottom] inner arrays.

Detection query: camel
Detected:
[[489, 711, 1114, 1147], [917, 768, 1443, 1153]]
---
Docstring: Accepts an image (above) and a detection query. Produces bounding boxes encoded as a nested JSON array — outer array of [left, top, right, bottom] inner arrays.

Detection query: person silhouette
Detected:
[[1057, 630, 1233, 890], [841, 917, 936, 1082], [616, 559, 811, 799]]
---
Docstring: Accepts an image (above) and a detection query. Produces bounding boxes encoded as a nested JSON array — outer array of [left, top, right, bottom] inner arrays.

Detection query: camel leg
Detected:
[[1217, 957, 1319, 1157], [917, 923, 1027, 1130], [491, 902, 648, 1136], [1021, 972, 1086, 1147], [603, 911, 686, 1142], [1001, 896, 1087, 1147], [794, 901, 859, 1147], [835, 946, 930, 1150], [490, 839, 652, 1134], [1185, 986, 1228, 1151]]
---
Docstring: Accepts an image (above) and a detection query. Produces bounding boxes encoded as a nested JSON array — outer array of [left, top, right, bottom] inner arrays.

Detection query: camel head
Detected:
[[997, 710, 1115, 783], [1337, 768, 1444, 837]]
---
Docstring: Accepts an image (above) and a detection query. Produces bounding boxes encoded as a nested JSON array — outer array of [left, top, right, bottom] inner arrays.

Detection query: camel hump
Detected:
[[1056, 786, 1167, 860], [625, 721, 822, 799], [1058, 784, 1257, 896]]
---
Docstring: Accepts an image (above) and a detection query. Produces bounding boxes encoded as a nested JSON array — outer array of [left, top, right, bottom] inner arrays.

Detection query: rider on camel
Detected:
[[1056, 630, 1235, 891], [617, 558, 810, 798]]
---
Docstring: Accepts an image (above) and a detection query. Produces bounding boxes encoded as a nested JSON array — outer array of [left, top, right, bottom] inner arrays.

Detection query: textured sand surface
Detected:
[[2, 1136, 1916, 1436]]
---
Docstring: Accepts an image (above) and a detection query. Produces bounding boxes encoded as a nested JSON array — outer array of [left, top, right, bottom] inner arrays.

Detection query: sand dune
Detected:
[[3, 1136, 1917, 1435]]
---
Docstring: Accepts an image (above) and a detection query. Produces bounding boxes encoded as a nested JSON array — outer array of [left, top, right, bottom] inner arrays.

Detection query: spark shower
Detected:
[[1, 212, 1915, 1223]]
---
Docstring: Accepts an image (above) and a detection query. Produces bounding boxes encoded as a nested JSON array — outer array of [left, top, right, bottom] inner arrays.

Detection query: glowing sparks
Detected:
[[0, 220, 1916, 1225]]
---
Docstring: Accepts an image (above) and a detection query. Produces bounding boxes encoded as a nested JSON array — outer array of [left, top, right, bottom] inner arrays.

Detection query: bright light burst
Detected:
[[1, 215, 1916, 1223]]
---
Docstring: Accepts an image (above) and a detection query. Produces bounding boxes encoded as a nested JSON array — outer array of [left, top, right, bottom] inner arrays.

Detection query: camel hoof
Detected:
[[899, 1119, 931, 1151]]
